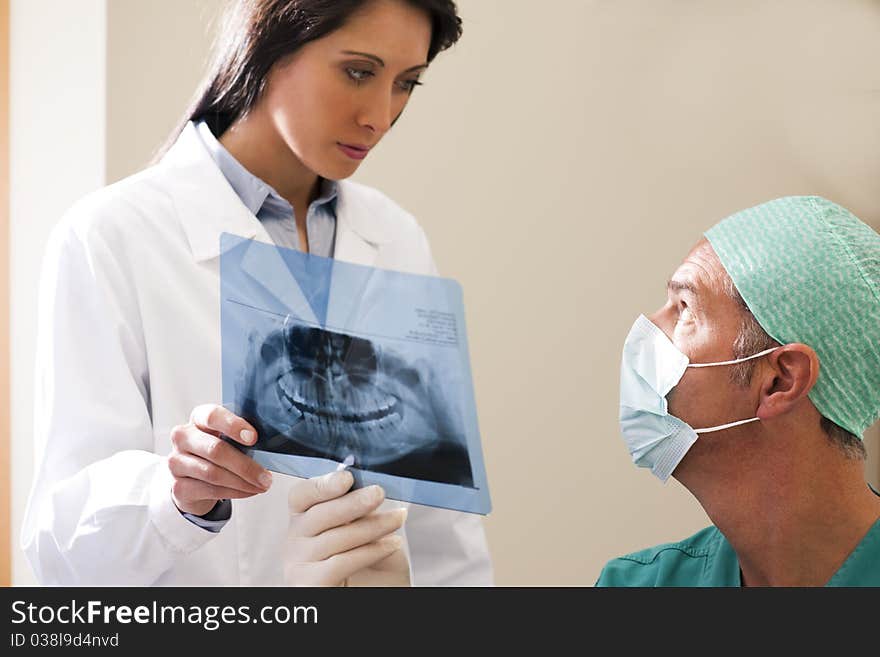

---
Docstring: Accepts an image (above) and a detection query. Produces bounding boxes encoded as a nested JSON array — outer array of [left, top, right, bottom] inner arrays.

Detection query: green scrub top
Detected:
[[595, 516, 880, 587]]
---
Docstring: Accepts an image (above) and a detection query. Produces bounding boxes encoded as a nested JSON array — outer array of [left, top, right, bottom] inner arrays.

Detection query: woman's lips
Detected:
[[337, 142, 370, 160]]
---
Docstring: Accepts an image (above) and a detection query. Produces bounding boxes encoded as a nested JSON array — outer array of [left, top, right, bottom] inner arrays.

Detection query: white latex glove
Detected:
[[344, 544, 411, 587], [286, 470, 410, 587]]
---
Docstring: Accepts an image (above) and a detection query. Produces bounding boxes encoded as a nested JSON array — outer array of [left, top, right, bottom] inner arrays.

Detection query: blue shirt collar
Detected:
[[195, 119, 337, 216]]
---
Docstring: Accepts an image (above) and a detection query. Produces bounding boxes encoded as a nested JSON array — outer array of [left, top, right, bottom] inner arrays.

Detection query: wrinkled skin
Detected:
[[236, 321, 474, 486]]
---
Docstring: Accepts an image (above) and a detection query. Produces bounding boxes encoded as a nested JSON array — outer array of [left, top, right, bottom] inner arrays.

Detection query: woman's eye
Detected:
[[397, 78, 423, 92], [346, 67, 374, 83]]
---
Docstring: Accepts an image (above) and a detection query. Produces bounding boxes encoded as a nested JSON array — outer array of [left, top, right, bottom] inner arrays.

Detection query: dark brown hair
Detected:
[[155, 0, 461, 161]]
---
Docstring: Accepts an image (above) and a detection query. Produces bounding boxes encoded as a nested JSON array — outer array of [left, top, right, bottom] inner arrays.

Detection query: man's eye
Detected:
[[346, 67, 374, 83], [679, 305, 693, 321]]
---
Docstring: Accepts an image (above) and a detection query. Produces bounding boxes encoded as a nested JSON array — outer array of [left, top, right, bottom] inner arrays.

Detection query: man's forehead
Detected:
[[668, 239, 729, 294]]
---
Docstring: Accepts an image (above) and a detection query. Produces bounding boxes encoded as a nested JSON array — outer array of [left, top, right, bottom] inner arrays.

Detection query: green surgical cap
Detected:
[[705, 196, 880, 438]]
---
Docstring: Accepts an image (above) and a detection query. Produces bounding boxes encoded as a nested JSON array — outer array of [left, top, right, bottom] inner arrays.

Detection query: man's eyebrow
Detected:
[[340, 50, 428, 73], [667, 279, 699, 295]]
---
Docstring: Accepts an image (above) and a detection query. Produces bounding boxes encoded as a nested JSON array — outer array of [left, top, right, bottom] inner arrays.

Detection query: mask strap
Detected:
[[687, 346, 779, 368], [693, 416, 761, 434]]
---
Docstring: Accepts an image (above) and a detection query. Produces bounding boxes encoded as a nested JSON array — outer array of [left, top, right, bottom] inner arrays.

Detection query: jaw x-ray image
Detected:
[[219, 233, 491, 514], [237, 317, 474, 487]]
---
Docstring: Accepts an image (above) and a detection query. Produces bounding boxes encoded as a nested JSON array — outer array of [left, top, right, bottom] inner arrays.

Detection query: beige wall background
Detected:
[[10, 0, 107, 586], [9, 0, 880, 585]]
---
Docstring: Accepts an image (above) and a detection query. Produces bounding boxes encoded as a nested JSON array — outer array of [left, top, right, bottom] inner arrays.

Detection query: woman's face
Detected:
[[259, 0, 433, 180]]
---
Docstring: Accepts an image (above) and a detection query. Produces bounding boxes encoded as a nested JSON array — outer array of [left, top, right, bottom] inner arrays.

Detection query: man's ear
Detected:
[[755, 343, 820, 420]]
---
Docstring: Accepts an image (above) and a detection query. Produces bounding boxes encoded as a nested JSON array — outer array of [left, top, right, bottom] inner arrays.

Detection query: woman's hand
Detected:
[[285, 470, 409, 586], [168, 404, 273, 516]]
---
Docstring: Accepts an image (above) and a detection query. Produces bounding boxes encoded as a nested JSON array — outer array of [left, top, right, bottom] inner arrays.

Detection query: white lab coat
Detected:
[[21, 122, 493, 586]]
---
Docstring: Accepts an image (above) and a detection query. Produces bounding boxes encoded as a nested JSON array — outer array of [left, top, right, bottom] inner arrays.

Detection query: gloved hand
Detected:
[[285, 470, 410, 586], [344, 542, 411, 587]]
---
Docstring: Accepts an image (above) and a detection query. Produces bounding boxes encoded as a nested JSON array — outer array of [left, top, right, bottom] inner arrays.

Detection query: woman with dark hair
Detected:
[[22, 0, 493, 586]]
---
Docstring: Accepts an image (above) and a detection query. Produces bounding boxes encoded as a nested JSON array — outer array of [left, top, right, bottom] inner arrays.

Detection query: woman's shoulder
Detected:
[[337, 179, 423, 233], [52, 165, 176, 247], [337, 180, 437, 275]]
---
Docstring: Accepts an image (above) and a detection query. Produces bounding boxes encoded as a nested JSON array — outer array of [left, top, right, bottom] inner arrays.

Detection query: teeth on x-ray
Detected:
[[238, 321, 475, 486], [278, 376, 399, 423]]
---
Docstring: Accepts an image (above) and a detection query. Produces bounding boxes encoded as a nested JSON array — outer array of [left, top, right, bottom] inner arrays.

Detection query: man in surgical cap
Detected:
[[598, 196, 880, 586]]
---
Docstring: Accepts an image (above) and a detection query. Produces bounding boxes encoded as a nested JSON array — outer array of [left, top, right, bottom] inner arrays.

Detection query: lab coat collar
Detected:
[[160, 122, 391, 264]]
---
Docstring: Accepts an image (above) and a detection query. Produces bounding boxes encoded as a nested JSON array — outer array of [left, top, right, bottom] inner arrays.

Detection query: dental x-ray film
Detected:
[[219, 233, 491, 514]]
